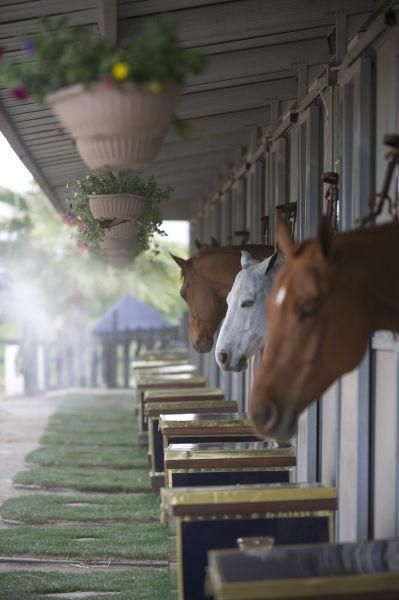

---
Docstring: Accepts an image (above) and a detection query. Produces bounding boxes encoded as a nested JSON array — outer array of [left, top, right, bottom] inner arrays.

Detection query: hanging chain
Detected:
[[360, 133, 399, 228], [321, 171, 339, 230]]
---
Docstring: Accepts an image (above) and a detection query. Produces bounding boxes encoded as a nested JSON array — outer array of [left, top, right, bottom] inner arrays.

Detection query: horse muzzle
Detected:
[[192, 336, 214, 353], [250, 402, 299, 441], [216, 349, 248, 372]]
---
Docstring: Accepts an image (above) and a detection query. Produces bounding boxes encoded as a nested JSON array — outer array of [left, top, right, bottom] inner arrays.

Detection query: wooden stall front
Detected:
[[164, 441, 295, 488], [135, 376, 207, 443], [162, 483, 337, 600], [145, 399, 237, 490], [207, 539, 399, 600]]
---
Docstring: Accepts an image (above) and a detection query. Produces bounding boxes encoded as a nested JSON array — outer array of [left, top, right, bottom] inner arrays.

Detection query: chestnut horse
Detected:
[[250, 218, 399, 440], [171, 244, 275, 352]]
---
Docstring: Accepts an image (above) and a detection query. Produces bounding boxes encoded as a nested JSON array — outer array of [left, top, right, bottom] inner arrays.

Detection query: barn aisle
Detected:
[[0, 392, 168, 599], [0, 395, 57, 505]]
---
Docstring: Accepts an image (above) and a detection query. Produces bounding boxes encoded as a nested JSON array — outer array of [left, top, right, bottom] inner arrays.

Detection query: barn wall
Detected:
[[190, 13, 399, 542]]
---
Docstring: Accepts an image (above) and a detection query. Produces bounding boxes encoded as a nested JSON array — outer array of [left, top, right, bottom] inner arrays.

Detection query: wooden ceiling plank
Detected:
[[0, 0, 98, 22], [185, 38, 330, 87], [0, 8, 98, 38], [177, 77, 297, 120], [164, 107, 270, 144], [119, 0, 376, 47], [156, 130, 251, 162], [196, 25, 332, 55]]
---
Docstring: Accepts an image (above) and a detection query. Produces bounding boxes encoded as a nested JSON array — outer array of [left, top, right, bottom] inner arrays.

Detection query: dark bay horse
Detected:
[[171, 244, 275, 352], [250, 218, 399, 440]]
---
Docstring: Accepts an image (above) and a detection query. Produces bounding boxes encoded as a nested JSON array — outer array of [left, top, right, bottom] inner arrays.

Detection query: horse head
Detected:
[[215, 250, 282, 371], [249, 218, 371, 440], [171, 253, 227, 353]]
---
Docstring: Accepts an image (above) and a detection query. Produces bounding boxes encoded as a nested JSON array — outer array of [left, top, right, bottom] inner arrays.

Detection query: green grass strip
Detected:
[[0, 523, 167, 560], [0, 568, 168, 600], [14, 466, 150, 493], [25, 445, 147, 469], [1, 493, 159, 524], [47, 422, 136, 434], [40, 430, 137, 447]]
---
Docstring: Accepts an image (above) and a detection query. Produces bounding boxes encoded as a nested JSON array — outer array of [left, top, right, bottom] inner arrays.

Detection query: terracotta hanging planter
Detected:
[[101, 221, 137, 249], [99, 221, 138, 268], [89, 193, 146, 221], [46, 82, 181, 171]]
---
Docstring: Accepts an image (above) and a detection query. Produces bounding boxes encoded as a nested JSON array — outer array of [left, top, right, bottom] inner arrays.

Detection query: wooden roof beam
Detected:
[[98, 0, 118, 45]]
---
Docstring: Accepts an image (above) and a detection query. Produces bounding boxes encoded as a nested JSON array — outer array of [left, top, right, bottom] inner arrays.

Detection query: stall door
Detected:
[[295, 104, 321, 484], [336, 55, 373, 543]]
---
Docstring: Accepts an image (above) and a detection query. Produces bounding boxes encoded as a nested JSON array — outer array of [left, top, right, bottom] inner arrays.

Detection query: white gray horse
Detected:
[[215, 250, 283, 371]]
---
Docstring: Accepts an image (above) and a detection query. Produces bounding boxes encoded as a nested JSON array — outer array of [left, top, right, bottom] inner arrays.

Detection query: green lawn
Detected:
[[0, 569, 168, 600], [26, 444, 147, 469], [46, 419, 136, 434], [0, 391, 167, 597], [40, 430, 137, 447], [14, 465, 150, 493], [1, 493, 159, 524], [0, 523, 168, 560]]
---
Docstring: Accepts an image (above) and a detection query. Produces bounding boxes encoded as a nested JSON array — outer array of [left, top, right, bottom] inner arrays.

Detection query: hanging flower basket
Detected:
[[101, 221, 137, 249], [88, 192, 146, 221], [100, 222, 137, 268], [0, 18, 206, 171], [46, 82, 181, 170], [68, 172, 171, 256]]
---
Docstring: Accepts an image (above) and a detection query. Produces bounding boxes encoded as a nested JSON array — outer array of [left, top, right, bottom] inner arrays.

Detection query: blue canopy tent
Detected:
[[93, 293, 172, 335], [92, 294, 175, 388]]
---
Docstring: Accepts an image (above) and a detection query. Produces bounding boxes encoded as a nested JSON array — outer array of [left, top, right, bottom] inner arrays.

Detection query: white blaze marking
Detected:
[[275, 286, 286, 306]]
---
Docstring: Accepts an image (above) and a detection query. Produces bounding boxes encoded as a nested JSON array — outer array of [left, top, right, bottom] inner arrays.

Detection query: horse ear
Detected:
[[241, 250, 253, 269], [261, 250, 279, 275], [277, 219, 296, 259], [317, 216, 334, 259], [170, 254, 189, 270], [194, 238, 203, 249]]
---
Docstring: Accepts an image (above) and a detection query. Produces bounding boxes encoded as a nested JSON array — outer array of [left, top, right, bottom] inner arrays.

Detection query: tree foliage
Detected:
[[0, 186, 188, 326]]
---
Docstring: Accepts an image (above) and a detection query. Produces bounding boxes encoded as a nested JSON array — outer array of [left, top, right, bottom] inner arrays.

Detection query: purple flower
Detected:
[[22, 38, 35, 58], [9, 85, 29, 101]]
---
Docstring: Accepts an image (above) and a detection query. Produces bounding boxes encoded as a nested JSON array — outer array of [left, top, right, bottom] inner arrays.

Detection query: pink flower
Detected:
[[9, 85, 28, 101], [77, 239, 87, 251], [103, 75, 115, 89]]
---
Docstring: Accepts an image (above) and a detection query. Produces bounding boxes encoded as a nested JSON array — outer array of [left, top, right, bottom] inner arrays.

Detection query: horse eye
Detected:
[[241, 300, 254, 308], [299, 305, 319, 321]]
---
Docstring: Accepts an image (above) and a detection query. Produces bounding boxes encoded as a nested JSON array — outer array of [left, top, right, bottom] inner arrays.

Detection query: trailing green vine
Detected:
[[66, 173, 171, 252]]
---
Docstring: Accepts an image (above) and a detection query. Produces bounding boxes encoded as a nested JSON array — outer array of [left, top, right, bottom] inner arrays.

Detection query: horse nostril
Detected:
[[219, 351, 229, 365], [251, 403, 278, 433], [237, 355, 247, 370]]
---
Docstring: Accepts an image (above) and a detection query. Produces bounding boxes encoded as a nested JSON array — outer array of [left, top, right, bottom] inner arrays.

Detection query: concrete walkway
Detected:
[[0, 394, 58, 505]]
